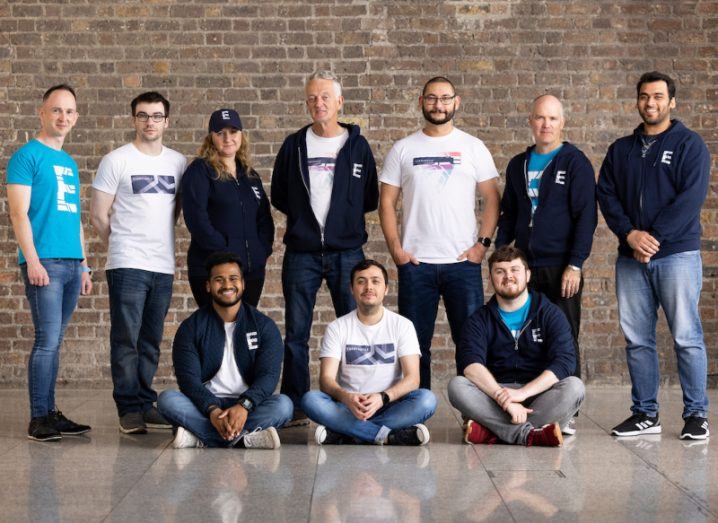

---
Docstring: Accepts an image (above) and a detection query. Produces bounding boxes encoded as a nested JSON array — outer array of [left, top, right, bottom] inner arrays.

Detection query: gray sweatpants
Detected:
[[448, 375, 585, 445]]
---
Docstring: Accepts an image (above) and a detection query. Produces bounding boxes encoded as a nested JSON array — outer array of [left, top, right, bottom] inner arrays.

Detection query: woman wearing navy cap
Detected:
[[181, 109, 274, 307]]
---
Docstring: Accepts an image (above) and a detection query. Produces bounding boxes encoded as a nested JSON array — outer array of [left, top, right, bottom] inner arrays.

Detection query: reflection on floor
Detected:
[[0, 386, 716, 522]]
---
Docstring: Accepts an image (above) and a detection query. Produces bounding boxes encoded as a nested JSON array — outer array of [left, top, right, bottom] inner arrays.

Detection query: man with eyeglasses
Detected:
[[91, 91, 187, 434], [7, 84, 93, 441], [271, 70, 379, 425], [379, 76, 501, 389]]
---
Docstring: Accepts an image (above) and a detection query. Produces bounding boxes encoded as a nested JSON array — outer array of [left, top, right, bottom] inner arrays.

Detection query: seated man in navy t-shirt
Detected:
[[448, 245, 585, 447]]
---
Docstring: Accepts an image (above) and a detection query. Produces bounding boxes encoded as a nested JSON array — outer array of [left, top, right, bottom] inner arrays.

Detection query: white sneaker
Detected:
[[315, 425, 327, 445], [242, 427, 281, 449], [173, 427, 203, 449], [562, 418, 577, 436]]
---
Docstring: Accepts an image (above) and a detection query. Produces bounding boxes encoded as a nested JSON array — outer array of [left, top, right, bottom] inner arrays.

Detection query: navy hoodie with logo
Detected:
[[456, 290, 576, 384], [496, 142, 597, 269], [270, 123, 378, 252], [597, 120, 710, 259]]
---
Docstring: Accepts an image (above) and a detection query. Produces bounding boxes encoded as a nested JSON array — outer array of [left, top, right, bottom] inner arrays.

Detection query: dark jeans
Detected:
[[106, 268, 174, 416], [188, 270, 264, 308], [397, 261, 484, 389], [529, 265, 582, 378], [280, 247, 364, 408], [22, 260, 82, 418]]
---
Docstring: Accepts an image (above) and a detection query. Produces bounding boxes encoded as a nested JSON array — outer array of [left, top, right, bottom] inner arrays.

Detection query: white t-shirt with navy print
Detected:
[[306, 127, 349, 230], [320, 308, 421, 394], [379, 128, 499, 263]]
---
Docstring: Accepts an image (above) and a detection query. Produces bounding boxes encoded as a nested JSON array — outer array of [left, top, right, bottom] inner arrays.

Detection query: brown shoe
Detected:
[[464, 420, 498, 445], [526, 423, 563, 447]]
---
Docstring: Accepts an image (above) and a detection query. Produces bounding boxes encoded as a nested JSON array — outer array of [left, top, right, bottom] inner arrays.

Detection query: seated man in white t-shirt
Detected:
[[301, 260, 437, 445]]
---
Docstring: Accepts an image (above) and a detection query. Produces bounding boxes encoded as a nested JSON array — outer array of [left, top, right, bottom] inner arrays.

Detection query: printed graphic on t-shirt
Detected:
[[527, 169, 542, 222], [130, 175, 176, 194], [54, 165, 78, 213], [345, 343, 396, 365], [308, 157, 336, 185], [412, 152, 462, 190]]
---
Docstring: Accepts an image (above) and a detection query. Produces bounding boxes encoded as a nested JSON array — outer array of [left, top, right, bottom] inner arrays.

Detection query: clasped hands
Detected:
[[343, 392, 384, 421], [209, 404, 248, 441], [493, 387, 533, 425], [627, 229, 660, 263]]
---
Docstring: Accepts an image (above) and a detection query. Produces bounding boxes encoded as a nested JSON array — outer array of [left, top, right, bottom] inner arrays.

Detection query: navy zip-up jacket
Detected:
[[456, 291, 576, 383], [182, 158, 274, 277], [172, 303, 283, 416], [597, 120, 710, 259], [496, 142, 597, 269], [270, 123, 378, 252]]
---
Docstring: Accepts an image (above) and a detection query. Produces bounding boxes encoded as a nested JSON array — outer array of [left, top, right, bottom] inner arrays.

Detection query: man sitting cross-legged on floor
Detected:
[[301, 259, 437, 446], [448, 245, 585, 447], [158, 252, 293, 448]]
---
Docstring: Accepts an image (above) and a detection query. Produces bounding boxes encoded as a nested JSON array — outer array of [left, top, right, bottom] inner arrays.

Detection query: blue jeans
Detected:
[[22, 260, 82, 418], [106, 268, 174, 416], [158, 390, 294, 447], [280, 247, 364, 408], [616, 251, 708, 418], [301, 389, 437, 443], [397, 261, 484, 389]]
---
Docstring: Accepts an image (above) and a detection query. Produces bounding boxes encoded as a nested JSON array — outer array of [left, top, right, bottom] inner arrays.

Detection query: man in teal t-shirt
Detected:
[[6, 84, 93, 442]]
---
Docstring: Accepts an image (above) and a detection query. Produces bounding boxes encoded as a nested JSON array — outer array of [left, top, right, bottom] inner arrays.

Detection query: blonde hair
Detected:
[[198, 130, 253, 182]]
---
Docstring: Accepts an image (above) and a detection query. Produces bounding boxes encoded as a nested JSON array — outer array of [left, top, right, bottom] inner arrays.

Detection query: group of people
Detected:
[[6, 69, 710, 449]]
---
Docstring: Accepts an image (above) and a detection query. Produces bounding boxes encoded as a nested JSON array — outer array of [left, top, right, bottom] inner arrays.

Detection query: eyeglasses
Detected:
[[134, 112, 166, 122], [423, 95, 456, 105]]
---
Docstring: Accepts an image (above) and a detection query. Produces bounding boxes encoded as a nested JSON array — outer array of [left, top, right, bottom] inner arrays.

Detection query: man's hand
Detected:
[[219, 404, 249, 439], [80, 272, 93, 296], [358, 393, 384, 420], [457, 242, 487, 264], [27, 260, 49, 286], [506, 402, 533, 424], [209, 408, 232, 440], [342, 392, 368, 420], [561, 267, 581, 298], [627, 230, 660, 258], [494, 387, 528, 411], [390, 245, 419, 267], [633, 250, 652, 264]]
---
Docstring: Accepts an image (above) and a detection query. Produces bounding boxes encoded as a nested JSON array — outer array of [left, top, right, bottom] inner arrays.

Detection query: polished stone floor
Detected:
[[1, 386, 716, 522]]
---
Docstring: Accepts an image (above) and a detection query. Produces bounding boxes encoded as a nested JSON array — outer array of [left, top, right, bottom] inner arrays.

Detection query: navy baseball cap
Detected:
[[208, 109, 243, 133]]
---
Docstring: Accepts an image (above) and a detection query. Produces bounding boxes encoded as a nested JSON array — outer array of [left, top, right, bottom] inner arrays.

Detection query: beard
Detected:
[[211, 288, 242, 307], [639, 107, 670, 127], [422, 105, 455, 125], [494, 282, 527, 300]]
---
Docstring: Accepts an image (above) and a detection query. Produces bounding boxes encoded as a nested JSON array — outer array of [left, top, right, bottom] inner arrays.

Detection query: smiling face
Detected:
[[211, 127, 242, 159], [38, 89, 78, 140], [420, 81, 460, 126], [305, 78, 343, 125], [207, 262, 244, 308], [133, 101, 168, 144], [637, 80, 675, 131], [490, 258, 530, 300], [529, 95, 564, 151], [351, 265, 387, 310]]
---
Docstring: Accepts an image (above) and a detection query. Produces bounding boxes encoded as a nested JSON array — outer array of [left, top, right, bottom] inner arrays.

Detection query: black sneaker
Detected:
[[680, 416, 709, 440], [143, 407, 172, 429], [386, 424, 430, 446], [315, 425, 354, 445], [49, 410, 91, 435], [28, 415, 62, 442], [611, 413, 661, 437], [119, 412, 147, 434]]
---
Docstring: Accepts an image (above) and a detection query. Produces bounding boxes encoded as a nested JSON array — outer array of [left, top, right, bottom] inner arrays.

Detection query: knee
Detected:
[[562, 376, 585, 402], [276, 394, 295, 421], [300, 390, 324, 417], [447, 375, 471, 404], [415, 389, 437, 415], [157, 389, 182, 414]]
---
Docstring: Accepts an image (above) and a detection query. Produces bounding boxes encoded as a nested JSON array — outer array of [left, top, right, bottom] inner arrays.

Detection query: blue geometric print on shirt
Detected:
[[345, 343, 396, 365], [131, 175, 176, 194]]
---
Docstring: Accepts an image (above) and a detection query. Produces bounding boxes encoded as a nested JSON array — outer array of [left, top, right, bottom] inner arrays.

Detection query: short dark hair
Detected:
[[636, 71, 676, 99], [350, 259, 389, 285], [205, 252, 244, 279], [43, 84, 76, 101], [130, 91, 170, 116], [422, 76, 456, 96], [488, 245, 529, 271]]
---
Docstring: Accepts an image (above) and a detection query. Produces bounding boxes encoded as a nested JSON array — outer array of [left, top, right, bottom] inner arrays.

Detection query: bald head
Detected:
[[529, 94, 564, 152]]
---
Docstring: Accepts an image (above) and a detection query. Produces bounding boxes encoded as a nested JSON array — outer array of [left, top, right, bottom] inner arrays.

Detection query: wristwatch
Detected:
[[380, 392, 390, 406], [568, 265, 581, 271], [238, 396, 254, 412], [477, 237, 492, 248]]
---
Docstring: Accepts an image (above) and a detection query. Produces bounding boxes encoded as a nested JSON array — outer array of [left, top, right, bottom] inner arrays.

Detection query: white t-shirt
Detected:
[[93, 143, 187, 274], [206, 322, 248, 398], [379, 128, 499, 263], [320, 308, 421, 394], [306, 127, 349, 230]]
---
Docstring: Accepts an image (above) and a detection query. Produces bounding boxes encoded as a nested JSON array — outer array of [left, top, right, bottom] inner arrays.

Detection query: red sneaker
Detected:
[[526, 423, 563, 447], [464, 420, 498, 444]]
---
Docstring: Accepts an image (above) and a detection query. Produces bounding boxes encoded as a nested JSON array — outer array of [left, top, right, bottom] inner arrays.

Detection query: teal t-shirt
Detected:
[[527, 145, 562, 222], [498, 294, 532, 339], [6, 139, 83, 264]]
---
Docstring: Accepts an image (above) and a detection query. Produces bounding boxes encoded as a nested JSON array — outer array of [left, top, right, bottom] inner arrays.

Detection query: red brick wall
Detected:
[[1, 1, 716, 388]]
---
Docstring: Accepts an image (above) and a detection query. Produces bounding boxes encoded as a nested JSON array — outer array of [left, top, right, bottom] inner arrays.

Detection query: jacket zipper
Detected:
[[297, 145, 324, 248], [235, 177, 252, 273]]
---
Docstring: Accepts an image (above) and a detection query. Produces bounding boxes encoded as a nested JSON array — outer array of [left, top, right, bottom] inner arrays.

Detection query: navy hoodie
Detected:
[[496, 142, 597, 269], [270, 123, 378, 252], [181, 158, 274, 278], [456, 291, 576, 383], [597, 120, 710, 259], [172, 303, 283, 415]]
